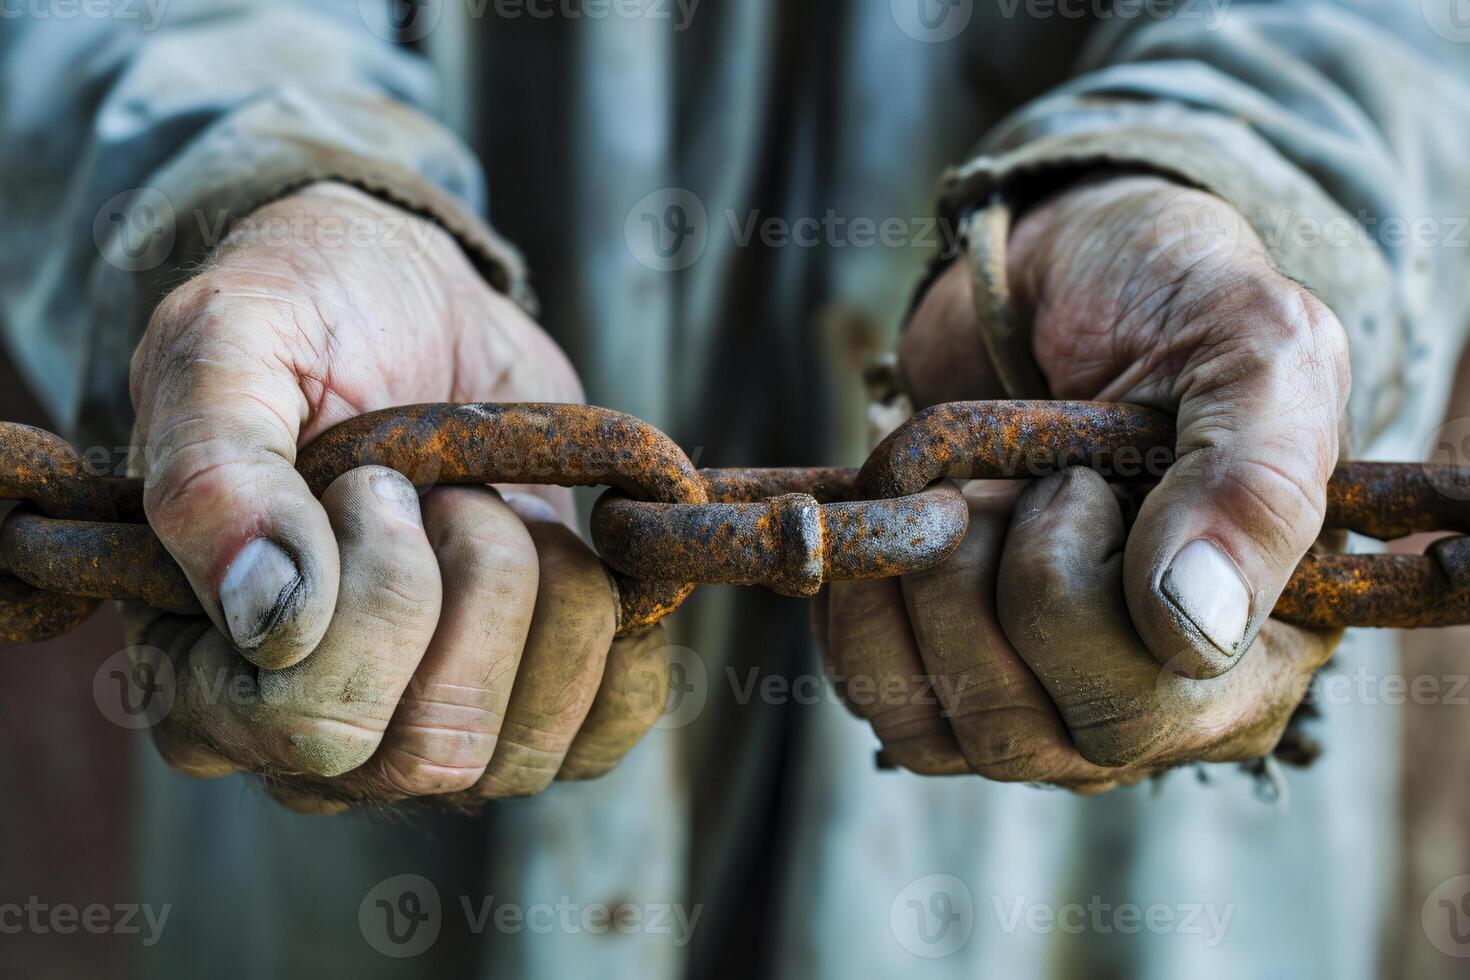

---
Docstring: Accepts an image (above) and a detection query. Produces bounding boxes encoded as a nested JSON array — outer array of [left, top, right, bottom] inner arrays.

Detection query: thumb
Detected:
[[131, 281, 339, 670], [1123, 280, 1350, 678]]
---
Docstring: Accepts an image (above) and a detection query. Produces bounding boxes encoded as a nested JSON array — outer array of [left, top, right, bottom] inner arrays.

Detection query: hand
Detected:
[[823, 175, 1349, 790], [124, 182, 670, 812]]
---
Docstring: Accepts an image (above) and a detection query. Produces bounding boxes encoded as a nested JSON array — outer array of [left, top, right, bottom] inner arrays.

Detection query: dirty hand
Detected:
[[124, 182, 669, 812], [824, 175, 1348, 791]]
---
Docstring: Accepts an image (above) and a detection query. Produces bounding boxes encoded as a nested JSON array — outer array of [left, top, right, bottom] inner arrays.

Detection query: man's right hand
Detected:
[[124, 182, 671, 813]]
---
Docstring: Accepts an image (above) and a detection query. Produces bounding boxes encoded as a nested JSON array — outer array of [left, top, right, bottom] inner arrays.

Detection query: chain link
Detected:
[[1, 401, 1466, 647]]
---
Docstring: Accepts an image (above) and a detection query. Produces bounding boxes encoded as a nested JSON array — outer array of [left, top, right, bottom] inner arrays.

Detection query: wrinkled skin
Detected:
[[124, 182, 671, 813], [823, 175, 1348, 792]]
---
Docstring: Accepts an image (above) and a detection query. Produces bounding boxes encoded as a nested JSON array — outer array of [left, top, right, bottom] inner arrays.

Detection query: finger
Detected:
[[121, 602, 240, 779], [827, 577, 967, 776], [1121, 277, 1349, 677], [261, 778, 350, 816], [352, 487, 539, 798], [898, 258, 1007, 408], [997, 469, 1178, 768], [165, 467, 442, 782], [471, 521, 617, 798], [1193, 619, 1338, 764], [131, 281, 339, 670], [999, 470, 1334, 769], [900, 481, 1114, 783], [1067, 780, 1122, 796], [557, 625, 672, 781], [996, 469, 1334, 769]]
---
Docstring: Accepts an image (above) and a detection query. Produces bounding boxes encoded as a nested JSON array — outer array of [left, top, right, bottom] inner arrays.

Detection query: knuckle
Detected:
[[887, 743, 967, 777], [1074, 732, 1154, 770], [134, 277, 235, 399], [377, 748, 487, 797], [151, 723, 239, 779], [558, 734, 634, 782], [273, 715, 384, 778], [534, 532, 603, 588], [147, 274, 221, 340], [1237, 726, 1286, 760], [954, 707, 1053, 782], [476, 741, 562, 799], [1217, 458, 1326, 555], [1199, 277, 1345, 387], [347, 564, 439, 634], [1271, 281, 1348, 366], [143, 450, 262, 529], [321, 464, 395, 507], [254, 667, 397, 778], [527, 534, 617, 633], [262, 779, 350, 815], [868, 697, 947, 742], [970, 752, 1044, 783], [1066, 779, 1121, 796], [424, 495, 540, 593], [375, 690, 502, 796]]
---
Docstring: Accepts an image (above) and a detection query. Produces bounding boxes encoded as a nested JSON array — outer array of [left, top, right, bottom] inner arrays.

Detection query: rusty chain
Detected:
[[1, 400, 1467, 648]]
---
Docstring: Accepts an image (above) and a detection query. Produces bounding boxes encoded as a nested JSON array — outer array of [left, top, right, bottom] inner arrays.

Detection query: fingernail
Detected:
[[1160, 539, 1250, 656], [370, 470, 423, 527], [220, 538, 300, 648]]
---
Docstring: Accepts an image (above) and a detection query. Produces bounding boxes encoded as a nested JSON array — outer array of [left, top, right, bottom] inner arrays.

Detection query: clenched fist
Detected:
[[124, 182, 669, 812], [824, 175, 1349, 791]]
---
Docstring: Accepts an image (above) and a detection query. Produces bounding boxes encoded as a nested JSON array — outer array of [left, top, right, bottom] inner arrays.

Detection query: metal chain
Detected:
[[2, 400, 1466, 647]]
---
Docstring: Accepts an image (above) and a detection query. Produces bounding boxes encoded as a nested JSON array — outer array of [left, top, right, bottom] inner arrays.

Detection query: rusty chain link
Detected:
[[1, 400, 1466, 647]]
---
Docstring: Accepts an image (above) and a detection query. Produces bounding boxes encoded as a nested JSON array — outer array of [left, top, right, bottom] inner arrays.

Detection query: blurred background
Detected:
[[6, 2, 1470, 978]]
